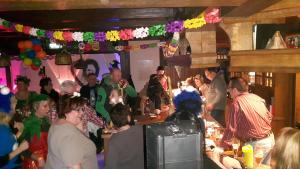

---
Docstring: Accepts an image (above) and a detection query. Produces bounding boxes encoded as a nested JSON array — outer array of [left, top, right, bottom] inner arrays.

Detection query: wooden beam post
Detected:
[[273, 73, 295, 135], [186, 25, 219, 68]]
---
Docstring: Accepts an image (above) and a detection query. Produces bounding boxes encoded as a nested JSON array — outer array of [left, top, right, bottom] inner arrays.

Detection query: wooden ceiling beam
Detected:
[[223, 7, 300, 23], [30, 18, 170, 31], [0, 8, 178, 21], [225, 0, 282, 17], [0, 0, 246, 11], [230, 49, 300, 73]]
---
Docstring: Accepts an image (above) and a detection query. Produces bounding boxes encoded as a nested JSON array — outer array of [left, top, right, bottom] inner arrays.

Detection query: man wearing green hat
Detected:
[[19, 94, 50, 169]]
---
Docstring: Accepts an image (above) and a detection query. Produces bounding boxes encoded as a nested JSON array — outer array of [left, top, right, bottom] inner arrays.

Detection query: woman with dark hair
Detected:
[[15, 76, 37, 111], [45, 96, 98, 169], [193, 74, 209, 98], [39, 77, 59, 103], [147, 74, 170, 115]]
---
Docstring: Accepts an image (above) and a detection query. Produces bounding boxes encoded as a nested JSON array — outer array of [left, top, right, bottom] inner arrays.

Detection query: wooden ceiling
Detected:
[[0, 0, 294, 55], [0, 0, 247, 10]]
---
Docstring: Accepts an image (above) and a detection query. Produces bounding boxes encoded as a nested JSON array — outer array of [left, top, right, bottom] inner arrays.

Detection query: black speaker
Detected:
[[145, 121, 204, 169]]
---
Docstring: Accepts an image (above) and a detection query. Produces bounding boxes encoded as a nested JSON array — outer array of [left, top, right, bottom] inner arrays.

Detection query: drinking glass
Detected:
[[254, 146, 264, 167], [232, 138, 240, 158]]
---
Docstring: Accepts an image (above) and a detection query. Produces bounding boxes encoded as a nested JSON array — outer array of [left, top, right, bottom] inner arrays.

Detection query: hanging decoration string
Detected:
[[0, 8, 221, 42]]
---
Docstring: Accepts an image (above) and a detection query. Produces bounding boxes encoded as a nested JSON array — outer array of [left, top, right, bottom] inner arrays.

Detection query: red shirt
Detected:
[[221, 92, 273, 149]]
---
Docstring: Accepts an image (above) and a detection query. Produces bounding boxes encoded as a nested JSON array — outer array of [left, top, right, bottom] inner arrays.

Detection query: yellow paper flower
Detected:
[[53, 31, 64, 41], [15, 24, 23, 32], [106, 31, 120, 42], [184, 17, 206, 29]]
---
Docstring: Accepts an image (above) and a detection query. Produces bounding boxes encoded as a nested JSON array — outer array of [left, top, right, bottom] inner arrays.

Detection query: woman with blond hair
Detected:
[[271, 127, 300, 169]]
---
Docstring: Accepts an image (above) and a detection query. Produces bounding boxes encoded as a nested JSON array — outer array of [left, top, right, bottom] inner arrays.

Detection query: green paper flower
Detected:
[[36, 29, 46, 37], [83, 32, 95, 43], [2, 20, 11, 28], [149, 25, 166, 37]]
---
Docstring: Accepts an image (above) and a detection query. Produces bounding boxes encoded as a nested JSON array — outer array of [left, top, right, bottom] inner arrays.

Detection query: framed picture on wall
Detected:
[[285, 34, 300, 48]]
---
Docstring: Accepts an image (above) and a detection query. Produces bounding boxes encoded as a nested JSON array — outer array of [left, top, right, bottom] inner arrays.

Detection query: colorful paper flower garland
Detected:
[[0, 8, 221, 42]]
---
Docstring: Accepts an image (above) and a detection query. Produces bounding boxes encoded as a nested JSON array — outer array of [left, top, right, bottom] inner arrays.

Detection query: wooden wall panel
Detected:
[[295, 73, 300, 124], [272, 73, 294, 136]]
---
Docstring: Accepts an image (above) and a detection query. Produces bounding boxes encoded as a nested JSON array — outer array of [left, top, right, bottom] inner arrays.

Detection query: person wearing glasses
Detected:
[[221, 77, 274, 165]]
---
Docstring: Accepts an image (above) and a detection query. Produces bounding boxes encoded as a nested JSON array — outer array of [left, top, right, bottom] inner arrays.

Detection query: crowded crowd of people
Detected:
[[0, 65, 299, 169]]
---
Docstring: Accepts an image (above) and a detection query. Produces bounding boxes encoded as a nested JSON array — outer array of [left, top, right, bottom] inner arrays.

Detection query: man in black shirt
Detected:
[[80, 73, 99, 109]]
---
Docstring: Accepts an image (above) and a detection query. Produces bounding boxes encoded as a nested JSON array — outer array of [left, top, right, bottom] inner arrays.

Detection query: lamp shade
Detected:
[[55, 49, 72, 65]]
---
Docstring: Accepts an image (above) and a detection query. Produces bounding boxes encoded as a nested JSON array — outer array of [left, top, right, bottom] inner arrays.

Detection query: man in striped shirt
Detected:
[[221, 77, 274, 164]]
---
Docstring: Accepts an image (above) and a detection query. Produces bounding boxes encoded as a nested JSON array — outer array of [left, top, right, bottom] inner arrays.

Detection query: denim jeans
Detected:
[[210, 110, 225, 127]]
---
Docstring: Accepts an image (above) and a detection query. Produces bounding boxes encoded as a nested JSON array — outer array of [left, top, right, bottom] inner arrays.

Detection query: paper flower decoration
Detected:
[[140, 44, 149, 49], [15, 24, 23, 32], [204, 8, 222, 24], [84, 43, 92, 52], [120, 29, 133, 40], [78, 42, 85, 50], [83, 32, 95, 42], [92, 41, 100, 51], [149, 43, 158, 48], [166, 20, 184, 33], [36, 29, 45, 37], [53, 31, 64, 41], [9, 23, 16, 31], [62, 32, 73, 42], [184, 17, 206, 29], [133, 27, 149, 39], [72, 32, 84, 42], [94, 32, 106, 42], [46, 31, 54, 39], [149, 25, 166, 37], [106, 30, 120, 42], [2, 20, 11, 28], [29, 28, 38, 36], [23, 26, 31, 34], [37, 29, 46, 37]]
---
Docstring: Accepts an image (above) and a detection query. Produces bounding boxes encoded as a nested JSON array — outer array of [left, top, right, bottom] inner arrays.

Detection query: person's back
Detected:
[[105, 125, 144, 169], [235, 93, 272, 129], [105, 103, 144, 169]]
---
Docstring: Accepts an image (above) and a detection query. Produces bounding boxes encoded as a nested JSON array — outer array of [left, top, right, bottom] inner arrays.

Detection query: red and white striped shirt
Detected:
[[221, 92, 273, 149]]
